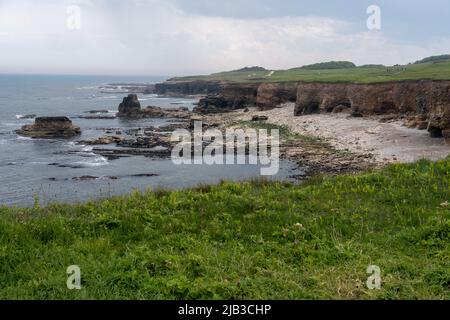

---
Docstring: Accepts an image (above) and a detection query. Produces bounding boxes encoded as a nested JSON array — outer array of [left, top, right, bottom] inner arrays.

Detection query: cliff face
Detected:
[[153, 80, 225, 96], [256, 83, 298, 110], [171, 79, 450, 142], [294, 81, 450, 141], [194, 83, 259, 114]]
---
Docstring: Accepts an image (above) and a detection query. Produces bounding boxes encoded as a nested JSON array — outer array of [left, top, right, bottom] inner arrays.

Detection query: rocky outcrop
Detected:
[[117, 94, 191, 119], [154, 80, 225, 96], [194, 83, 259, 114], [164, 78, 450, 142], [194, 82, 298, 113], [118, 94, 142, 116], [293, 80, 450, 141], [16, 117, 81, 139], [256, 83, 298, 110]]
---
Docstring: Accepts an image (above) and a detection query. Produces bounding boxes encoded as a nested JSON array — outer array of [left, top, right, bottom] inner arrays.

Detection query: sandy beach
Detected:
[[234, 103, 450, 165]]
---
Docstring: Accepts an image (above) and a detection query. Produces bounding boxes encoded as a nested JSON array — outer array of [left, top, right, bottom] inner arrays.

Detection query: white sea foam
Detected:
[[100, 96, 119, 100], [81, 145, 94, 152], [74, 156, 108, 168], [77, 86, 98, 90]]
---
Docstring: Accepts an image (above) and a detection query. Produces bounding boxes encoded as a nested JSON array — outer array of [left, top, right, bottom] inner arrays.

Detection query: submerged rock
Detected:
[[16, 117, 81, 139], [252, 115, 269, 121]]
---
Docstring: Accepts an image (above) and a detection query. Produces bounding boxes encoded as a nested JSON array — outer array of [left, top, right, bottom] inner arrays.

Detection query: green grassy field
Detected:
[[171, 61, 450, 84], [0, 159, 449, 299]]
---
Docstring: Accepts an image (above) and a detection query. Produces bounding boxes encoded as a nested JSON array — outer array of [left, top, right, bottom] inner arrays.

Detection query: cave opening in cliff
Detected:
[[376, 101, 398, 114], [304, 102, 320, 114], [429, 126, 444, 138], [326, 101, 352, 113]]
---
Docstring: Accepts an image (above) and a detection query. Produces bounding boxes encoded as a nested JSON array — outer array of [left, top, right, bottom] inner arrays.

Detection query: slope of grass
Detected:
[[171, 61, 450, 84], [0, 159, 449, 300]]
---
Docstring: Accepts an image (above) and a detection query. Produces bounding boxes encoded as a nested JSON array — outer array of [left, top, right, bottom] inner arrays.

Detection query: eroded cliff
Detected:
[[191, 80, 450, 142], [294, 81, 450, 141]]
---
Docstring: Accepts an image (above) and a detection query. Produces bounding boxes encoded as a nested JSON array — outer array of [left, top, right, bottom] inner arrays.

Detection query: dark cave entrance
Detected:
[[375, 101, 397, 115], [304, 101, 320, 114], [429, 126, 444, 138], [326, 101, 352, 113]]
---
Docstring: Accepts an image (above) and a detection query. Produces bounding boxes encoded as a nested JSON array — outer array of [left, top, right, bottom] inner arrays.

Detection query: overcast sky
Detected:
[[0, 0, 449, 76]]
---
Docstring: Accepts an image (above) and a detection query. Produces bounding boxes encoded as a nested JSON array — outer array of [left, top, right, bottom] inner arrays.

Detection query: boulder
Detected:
[[252, 116, 269, 121], [16, 117, 81, 139]]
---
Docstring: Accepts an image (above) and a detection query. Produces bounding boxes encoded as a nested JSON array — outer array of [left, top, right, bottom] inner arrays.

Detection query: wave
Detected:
[[81, 145, 94, 152], [73, 156, 108, 168], [98, 96, 119, 100], [77, 86, 98, 90]]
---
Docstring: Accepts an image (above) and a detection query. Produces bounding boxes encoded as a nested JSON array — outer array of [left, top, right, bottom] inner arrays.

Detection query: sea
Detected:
[[0, 74, 301, 207]]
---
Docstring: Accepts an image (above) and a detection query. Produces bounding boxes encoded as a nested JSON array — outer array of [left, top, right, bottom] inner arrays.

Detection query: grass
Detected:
[[171, 61, 450, 84], [0, 159, 449, 299]]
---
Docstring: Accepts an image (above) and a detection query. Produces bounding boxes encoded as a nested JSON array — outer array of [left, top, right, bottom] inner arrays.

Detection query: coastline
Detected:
[[207, 103, 450, 163]]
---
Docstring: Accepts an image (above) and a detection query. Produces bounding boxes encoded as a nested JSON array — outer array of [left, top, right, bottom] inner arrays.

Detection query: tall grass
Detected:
[[0, 159, 449, 299]]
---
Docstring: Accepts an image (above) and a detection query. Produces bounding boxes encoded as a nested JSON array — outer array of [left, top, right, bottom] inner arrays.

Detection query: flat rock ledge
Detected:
[[16, 116, 81, 139]]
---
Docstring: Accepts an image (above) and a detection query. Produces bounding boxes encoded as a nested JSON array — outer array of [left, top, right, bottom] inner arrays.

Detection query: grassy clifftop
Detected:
[[170, 60, 450, 84], [0, 159, 449, 299]]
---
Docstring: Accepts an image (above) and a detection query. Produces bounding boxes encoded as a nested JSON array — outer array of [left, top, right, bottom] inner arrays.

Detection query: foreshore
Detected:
[[201, 103, 450, 174]]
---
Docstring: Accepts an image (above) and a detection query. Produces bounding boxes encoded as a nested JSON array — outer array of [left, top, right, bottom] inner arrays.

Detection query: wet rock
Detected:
[[16, 117, 81, 139], [130, 173, 158, 177], [80, 136, 124, 145], [84, 110, 109, 114], [78, 115, 116, 120], [251, 115, 269, 121], [72, 176, 99, 181]]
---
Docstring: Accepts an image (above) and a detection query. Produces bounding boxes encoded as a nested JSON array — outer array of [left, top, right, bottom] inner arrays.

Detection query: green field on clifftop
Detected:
[[171, 61, 450, 84], [1, 159, 449, 299]]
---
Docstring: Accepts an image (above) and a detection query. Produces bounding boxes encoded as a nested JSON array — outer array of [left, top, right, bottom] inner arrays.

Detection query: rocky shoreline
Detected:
[[15, 79, 450, 181]]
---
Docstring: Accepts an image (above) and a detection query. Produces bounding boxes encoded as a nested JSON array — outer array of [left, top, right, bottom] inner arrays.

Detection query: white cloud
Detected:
[[0, 0, 449, 75]]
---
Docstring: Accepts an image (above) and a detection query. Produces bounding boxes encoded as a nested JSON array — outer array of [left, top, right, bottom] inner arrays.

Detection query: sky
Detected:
[[0, 0, 449, 76]]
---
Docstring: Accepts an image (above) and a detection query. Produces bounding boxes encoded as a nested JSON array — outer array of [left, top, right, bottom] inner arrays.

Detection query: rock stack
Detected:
[[117, 94, 142, 116]]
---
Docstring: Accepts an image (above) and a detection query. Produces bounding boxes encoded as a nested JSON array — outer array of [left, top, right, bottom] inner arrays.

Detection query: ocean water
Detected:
[[0, 74, 301, 207]]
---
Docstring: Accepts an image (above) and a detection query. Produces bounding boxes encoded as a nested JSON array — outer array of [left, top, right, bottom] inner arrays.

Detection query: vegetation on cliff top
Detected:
[[170, 57, 450, 84], [1, 159, 449, 299], [414, 54, 450, 64], [293, 61, 356, 70]]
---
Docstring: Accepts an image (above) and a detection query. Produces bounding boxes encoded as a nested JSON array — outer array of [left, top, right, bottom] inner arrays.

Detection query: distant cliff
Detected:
[[152, 80, 225, 96]]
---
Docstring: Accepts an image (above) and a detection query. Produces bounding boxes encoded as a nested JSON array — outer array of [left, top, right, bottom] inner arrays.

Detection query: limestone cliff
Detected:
[[153, 80, 225, 96], [293, 81, 450, 141], [156, 77, 450, 141], [194, 83, 259, 114]]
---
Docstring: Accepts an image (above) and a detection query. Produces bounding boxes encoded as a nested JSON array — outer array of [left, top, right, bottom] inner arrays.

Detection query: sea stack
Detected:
[[117, 94, 141, 117], [16, 117, 81, 139]]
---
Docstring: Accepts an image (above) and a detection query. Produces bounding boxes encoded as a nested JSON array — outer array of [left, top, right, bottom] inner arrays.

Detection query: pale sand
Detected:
[[236, 103, 450, 164]]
